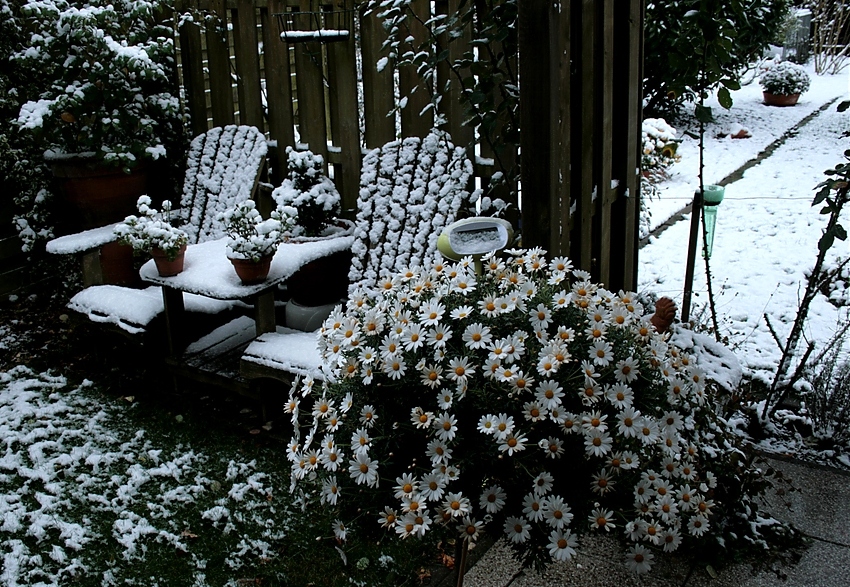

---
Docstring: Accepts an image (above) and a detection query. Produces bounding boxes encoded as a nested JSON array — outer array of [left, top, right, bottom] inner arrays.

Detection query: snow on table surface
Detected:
[[242, 327, 326, 381], [46, 222, 120, 255], [140, 235, 354, 300], [640, 74, 850, 385], [646, 63, 848, 234]]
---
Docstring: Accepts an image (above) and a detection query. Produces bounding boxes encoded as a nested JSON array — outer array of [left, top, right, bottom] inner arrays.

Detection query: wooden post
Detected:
[[554, 0, 572, 258], [262, 0, 296, 182], [360, 3, 396, 149], [178, 0, 209, 136], [327, 0, 361, 215], [206, 0, 235, 126], [682, 190, 703, 324], [232, 0, 265, 130], [577, 0, 596, 275], [598, 0, 615, 285], [518, 0, 553, 251], [398, 0, 433, 137], [294, 0, 329, 167]]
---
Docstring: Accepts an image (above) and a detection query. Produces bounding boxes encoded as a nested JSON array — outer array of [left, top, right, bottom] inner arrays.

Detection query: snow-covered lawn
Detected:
[[640, 63, 850, 414]]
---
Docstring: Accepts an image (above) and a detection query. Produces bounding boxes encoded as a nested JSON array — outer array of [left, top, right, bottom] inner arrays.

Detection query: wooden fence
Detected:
[[173, 0, 644, 291]]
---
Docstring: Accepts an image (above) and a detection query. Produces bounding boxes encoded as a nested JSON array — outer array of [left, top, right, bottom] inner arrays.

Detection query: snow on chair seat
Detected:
[[241, 129, 479, 382], [68, 286, 237, 334], [241, 328, 327, 382]]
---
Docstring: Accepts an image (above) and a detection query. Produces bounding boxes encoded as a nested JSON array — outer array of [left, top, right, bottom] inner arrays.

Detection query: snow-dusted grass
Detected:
[[0, 366, 425, 586]]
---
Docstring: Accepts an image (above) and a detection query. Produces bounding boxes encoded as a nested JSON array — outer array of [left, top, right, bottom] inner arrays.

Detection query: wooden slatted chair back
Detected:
[[180, 125, 268, 245], [349, 131, 477, 291]]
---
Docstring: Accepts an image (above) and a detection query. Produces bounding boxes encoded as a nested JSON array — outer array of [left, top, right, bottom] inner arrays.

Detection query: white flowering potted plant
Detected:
[[217, 200, 295, 284], [760, 61, 811, 106], [114, 196, 188, 276], [13, 0, 185, 230], [284, 249, 796, 578]]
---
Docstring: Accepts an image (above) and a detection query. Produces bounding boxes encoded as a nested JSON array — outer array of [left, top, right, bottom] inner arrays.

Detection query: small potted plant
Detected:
[[114, 196, 189, 276], [218, 200, 295, 285], [273, 147, 353, 312], [13, 0, 185, 230], [272, 147, 349, 240], [760, 61, 811, 106]]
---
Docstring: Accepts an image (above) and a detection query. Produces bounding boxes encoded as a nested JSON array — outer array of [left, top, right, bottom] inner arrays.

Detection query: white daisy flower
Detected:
[[616, 407, 642, 438], [402, 323, 425, 351], [532, 471, 554, 496], [458, 516, 483, 541], [434, 412, 458, 441], [321, 476, 340, 505], [448, 356, 474, 383], [479, 295, 500, 317], [589, 340, 614, 367], [547, 529, 577, 561], [442, 492, 471, 517], [661, 526, 682, 552], [411, 406, 435, 428], [542, 436, 565, 459], [688, 514, 710, 537], [360, 404, 378, 428], [523, 401, 547, 422], [348, 452, 379, 486], [378, 506, 398, 528], [543, 495, 573, 529], [418, 300, 445, 326], [626, 544, 654, 574], [350, 427, 372, 456], [606, 383, 634, 409], [426, 324, 452, 348], [449, 305, 475, 320], [656, 494, 679, 523], [333, 519, 346, 541], [426, 438, 453, 464], [325, 411, 341, 432], [498, 432, 528, 455], [378, 335, 402, 358], [420, 472, 448, 502], [512, 370, 535, 395], [492, 413, 515, 440], [529, 303, 552, 330], [614, 356, 640, 383], [522, 493, 545, 522], [480, 485, 506, 514], [462, 323, 492, 349], [401, 495, 424, 513], [580, 381, 603, 405], [319, 445, 343, 472], [505, 516, 531, 544], [420, 363, 443, 389], [394, 474, 418, 499], [590, 469, 614, 494], [588, 508, 616, 531], [581, 411, 608, 433], [437, 390, 454, 410], [383, 357, 407, 380], [477, 414, 496, 435]]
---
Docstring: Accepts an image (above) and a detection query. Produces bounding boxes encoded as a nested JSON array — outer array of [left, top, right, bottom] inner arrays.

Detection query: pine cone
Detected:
[[650, 297, 677, 334]]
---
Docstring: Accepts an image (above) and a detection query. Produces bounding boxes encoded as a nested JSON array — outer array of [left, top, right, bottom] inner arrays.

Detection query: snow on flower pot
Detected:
[[763, 92, 800, 107], [151, 244, 186, 277], [230, 255, 273, 285]]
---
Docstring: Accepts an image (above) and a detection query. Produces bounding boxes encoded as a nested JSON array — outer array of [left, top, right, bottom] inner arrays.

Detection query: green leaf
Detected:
[[717, 87, 733, 110], [813, 187, 830, 205], [835, 224, 848, 241], [721, 78, 741, 91], [819, 232, 835, 253], [839, 100, 850, 113], [694, 104, 714, 124]]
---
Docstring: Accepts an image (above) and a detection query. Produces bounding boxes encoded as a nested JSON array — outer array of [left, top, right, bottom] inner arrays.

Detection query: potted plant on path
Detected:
[[218, 200, 294, 285], [114, 196, 189, 277], [273, 147, 353, 314], [13, 0, 185, 231], [760, 61, 811, 107]]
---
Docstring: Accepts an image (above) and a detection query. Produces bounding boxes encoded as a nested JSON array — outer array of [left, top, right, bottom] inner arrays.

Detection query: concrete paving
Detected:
[[460, 456, 850, 587]]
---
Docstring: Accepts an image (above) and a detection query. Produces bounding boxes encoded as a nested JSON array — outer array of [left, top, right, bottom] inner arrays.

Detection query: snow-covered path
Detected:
[[640, 69, 850, 384]]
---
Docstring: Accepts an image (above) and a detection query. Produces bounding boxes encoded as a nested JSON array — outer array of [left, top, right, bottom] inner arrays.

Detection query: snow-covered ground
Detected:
[[640, 63, 850, 387]]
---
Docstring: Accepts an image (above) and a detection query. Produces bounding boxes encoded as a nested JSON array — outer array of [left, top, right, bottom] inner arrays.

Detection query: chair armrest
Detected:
[[46, 222, 121, 255]]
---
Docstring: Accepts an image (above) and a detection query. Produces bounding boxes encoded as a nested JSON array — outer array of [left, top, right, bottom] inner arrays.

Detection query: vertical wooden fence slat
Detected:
[[327, 0, 361, 214], [232, 0, 265, 129], [577, 0, 595, 273], [179, 0, 210, 136], [435, 0, 473, 150], [360, 5, 395, 148], [555, 0, 571, 258], [598, 0, 615, 285], [399, 0, 433, 138], [206, 0, 236, 125], [293, 0, 328, 166], [622, 0, 644, 290], [518, 0, 552, 251], [261, 0, 296, 182], [547, 0, 561, 254]]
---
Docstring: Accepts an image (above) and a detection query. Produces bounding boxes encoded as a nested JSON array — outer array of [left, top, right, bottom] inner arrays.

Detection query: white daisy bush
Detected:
[[759, 61, 811, 96], [114, 196, 188, 261], [217, 199, 296, 262], [286, 248, 795, 573]]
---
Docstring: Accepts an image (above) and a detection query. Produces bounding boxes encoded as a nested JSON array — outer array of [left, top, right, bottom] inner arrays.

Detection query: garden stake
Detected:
[[454, 537, 470, 587], [681, 189, 703, 324]]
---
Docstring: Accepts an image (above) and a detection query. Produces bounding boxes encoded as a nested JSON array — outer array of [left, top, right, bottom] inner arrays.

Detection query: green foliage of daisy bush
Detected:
[[286, 249, 797, 575]]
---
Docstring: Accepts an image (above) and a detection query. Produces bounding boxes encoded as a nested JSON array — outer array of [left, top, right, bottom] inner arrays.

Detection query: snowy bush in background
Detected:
[[760, 61, 811, 96], [13, 0, 184, 169], [273, 147, 341, 238], [285, 248, 794, 573], [640, 118, 681, 239]]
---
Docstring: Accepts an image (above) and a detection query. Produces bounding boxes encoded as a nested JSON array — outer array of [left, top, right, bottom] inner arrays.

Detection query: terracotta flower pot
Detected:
[[50, 157, 149, 231], [763, 92, 800, 107], [230, 255, 273, 285], [151, 244, 187, 277]]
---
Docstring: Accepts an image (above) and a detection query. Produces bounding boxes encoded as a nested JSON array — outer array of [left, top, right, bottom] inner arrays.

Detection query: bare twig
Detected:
[[763, 313, 784, 350]]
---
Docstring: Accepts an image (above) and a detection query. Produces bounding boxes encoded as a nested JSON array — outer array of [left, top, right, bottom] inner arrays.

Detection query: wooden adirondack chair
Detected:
[[47, 125, 268, 334], [241, 130, 479, 382]]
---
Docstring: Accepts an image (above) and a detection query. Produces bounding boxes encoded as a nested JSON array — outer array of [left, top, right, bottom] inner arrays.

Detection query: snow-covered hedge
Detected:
[[13, 0, 184, 168], [272, 148, 341, 238], [760, 62, 811, 96]]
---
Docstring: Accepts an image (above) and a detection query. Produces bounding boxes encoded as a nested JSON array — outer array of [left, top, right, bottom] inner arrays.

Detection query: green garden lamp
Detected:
[[437, 217, 514, 273], [702, 184, 725, 258]]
